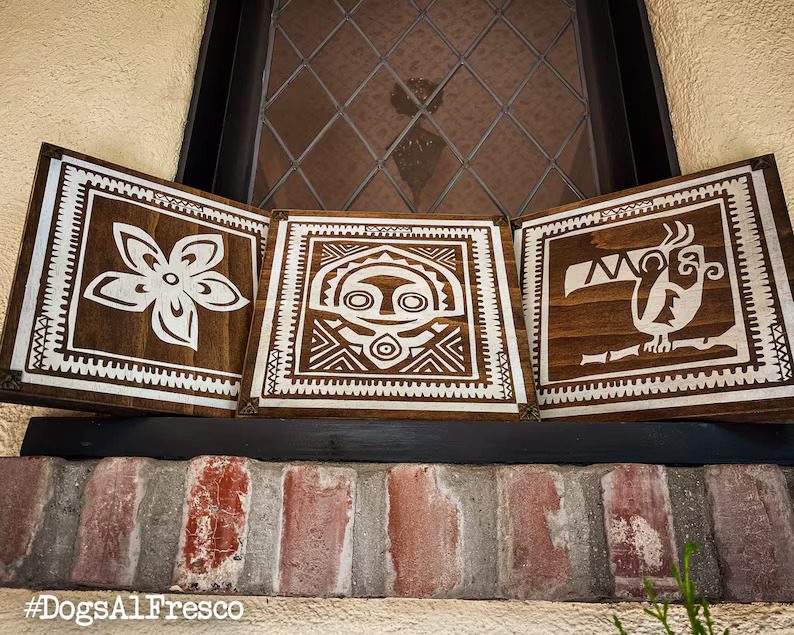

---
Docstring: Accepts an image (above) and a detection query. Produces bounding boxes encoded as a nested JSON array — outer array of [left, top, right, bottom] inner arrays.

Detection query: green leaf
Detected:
[[613, 542, 728, 635], [644, 577, 659, 606], [613, 614, 629, 635], [702, 598, 716, 635]]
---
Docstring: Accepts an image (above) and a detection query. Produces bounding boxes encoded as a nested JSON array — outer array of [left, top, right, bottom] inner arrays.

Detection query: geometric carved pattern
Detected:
[[239, 210, 536, 420], [0, 144, 269, 416], [772, 323, 793, 381], [516, 155, 794, 421]]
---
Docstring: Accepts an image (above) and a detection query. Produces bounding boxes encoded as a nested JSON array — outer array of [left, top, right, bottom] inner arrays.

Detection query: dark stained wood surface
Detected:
[[20, 416, 794, 465], [0, 143, 269, 416], [238, 209, 537, 420], [516, 155, 794, 422]]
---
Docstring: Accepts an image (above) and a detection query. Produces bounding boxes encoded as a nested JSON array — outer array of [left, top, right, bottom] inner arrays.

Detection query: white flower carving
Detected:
[[84, 223, 249, 350]]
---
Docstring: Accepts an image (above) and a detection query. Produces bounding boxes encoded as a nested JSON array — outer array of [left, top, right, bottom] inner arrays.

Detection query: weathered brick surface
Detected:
[[356, 465, 497, 599], [174, 456, 251, 593], [351, 465, 389, 597], [238, 461, 282, 594], [386, 465, 462, 598], [564, 466, 613, 600], [276, 464, 356, 597], [602, 464, 678, 599], [442, 465, 498, 598], [0, 457, 54, 584], [706, 464, 794, 601], [667, 467, 721, 599], [497, 465, 609, 601], [15, 459, 96, 588], [498, 465, 571, 599], [1, 457, 793, 601], [134, 460, 188, 591], [71, 457, 144, 588]]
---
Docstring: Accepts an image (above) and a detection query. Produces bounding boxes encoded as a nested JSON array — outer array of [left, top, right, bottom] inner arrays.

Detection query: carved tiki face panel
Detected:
[[307, 244, 466, 371], [239, 211, 536, 420]]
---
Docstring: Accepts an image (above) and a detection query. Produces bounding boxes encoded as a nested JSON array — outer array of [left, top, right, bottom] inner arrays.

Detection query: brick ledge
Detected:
[[1, 457, 792, 601]]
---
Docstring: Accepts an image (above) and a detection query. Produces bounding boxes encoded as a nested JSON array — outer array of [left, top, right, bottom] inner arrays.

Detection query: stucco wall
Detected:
[[0, 0, 793, 632], [0, 591, 792, 634], [1, 1, 793, 453], [646, 0, 794, 202], [0, 0, 209, 454]]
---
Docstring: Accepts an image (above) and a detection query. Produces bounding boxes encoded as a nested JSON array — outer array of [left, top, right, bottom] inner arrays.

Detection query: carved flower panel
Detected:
[[0, 145, 269, 416]]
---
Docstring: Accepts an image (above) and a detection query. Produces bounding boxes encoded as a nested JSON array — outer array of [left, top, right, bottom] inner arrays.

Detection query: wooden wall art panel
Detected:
[[0, 144, 269, 416], [239, 210, 537, 420], [515, 156, 794, 421]]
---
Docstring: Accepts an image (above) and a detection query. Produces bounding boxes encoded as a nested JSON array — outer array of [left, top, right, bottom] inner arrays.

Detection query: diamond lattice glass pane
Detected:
[[254, 0, 599, 215], [266, 171, 321, 209], [302, 118, 375, 209], [428, 0, 493, 53], [557, 123, 597, 198], [253, 126, 291, 205], [312, 22, 378, 103], [547, 22, 582, 94], [267, 30, 301, 98], [347, 68, 410, 158], [436, 171, 499, 214], [432, 67, 500, 156], [505, 0, 571, 53], [388, 22, 458, 101], [472, 117, 547, 215], [353, 0, 417, 54], [511, 64, 585, 155], [350, 170, 410, 212], [524, 168, 578, 215], [469, 21, 537, 101], [279, 0, 342, 56], [386, 116, 461, 211], [266, 70, 336, 158]]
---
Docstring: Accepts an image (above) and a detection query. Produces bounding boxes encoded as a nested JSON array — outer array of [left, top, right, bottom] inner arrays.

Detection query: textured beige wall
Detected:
[[0, 0, 209, 454], [646, 0, 794, 202], [0, 590, 792, 634], [0, 0, 793, 631], [1, 0, 793, 454]]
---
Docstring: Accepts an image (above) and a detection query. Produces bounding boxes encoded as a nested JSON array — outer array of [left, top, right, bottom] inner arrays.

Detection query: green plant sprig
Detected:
[[613, 542, 728, 635]]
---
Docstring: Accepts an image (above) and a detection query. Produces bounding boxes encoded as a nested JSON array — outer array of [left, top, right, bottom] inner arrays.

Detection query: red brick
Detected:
[[498, 466, 572, 599], [602, 464, 677, 599], [175, 456, 251, 592], [71, 457, 143, 587], [0, 457, 53, 583], [387, 465, 461, 597], [706, 464, 794, 600], [277, 465, 355, 596]]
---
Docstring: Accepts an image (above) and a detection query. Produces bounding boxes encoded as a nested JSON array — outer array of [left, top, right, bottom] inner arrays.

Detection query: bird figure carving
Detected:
[[564, 221, 731, 364]]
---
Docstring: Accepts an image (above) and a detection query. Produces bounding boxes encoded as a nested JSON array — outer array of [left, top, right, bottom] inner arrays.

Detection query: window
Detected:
[[252, 0, 596, 218], [178, 0, 679, 209]]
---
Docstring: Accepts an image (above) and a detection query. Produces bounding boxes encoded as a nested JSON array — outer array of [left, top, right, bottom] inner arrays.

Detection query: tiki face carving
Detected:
[[308, 246, 465, 369]]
